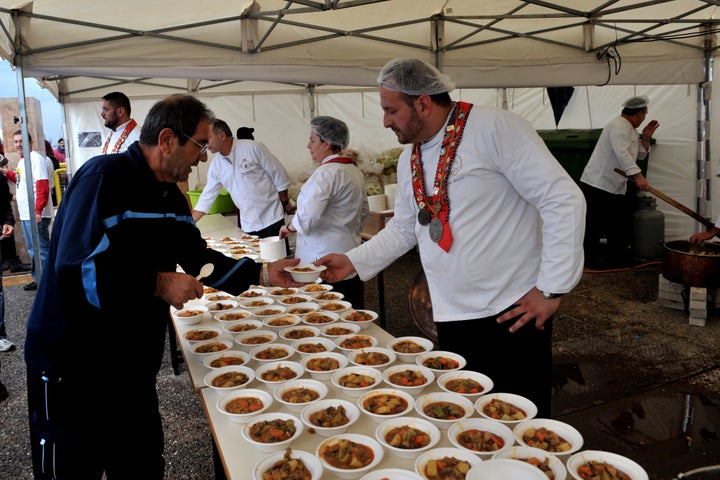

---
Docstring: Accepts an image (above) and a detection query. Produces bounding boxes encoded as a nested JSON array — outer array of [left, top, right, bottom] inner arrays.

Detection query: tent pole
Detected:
[[13, 60, 44, 283], [697, 26, 716, 232]]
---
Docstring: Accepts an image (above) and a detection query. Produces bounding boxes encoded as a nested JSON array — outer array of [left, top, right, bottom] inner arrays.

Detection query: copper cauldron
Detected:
[[662, 240, 720, 288]]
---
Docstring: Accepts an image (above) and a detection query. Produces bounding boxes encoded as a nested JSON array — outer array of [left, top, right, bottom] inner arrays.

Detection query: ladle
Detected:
[[195, 263, 214, 281]]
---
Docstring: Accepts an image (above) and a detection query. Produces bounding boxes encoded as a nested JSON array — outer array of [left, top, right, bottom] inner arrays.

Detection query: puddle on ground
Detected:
[[551, 361, 720, 479]]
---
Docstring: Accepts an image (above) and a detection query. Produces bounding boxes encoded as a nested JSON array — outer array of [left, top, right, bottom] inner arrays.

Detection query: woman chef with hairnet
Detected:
[[279, 116, 368, 308]]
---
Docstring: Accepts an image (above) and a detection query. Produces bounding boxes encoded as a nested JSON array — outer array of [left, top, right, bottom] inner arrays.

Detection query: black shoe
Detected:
[[0, 382, 8, 402], [23, 281, 37, 291], [10, 262, 31, 273], [1, 261, 8, 271]]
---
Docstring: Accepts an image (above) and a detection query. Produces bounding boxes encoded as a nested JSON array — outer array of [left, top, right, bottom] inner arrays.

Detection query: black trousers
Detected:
[[436, 312, 554, 418], [27, 370, 165, 479], [581, 183, 633, 262]]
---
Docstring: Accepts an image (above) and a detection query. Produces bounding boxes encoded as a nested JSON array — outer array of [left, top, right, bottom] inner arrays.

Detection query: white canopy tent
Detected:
[[1, 0, 720, 241]]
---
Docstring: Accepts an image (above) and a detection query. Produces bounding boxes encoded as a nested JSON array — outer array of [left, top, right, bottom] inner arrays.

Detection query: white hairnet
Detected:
[[377, 58, 455, 96], [311, 116, 349, 150], [623, 95, 649, 109]]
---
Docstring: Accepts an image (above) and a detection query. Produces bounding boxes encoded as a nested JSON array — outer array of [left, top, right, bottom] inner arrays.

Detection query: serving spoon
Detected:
[[195, 263, 214, 281]]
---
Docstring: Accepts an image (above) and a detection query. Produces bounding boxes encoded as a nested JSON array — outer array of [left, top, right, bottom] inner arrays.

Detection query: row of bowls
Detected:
[[252, 445, 648, 480]]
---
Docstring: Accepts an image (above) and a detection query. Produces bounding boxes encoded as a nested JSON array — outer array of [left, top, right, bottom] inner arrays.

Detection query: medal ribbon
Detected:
[[410, 101, 472, 252], [102, 119, 137, 154]]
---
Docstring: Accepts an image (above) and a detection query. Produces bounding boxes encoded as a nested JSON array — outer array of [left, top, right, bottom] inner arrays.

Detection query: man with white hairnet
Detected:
[[316, 57, 586, 416], [280, 116, 368, 308], [580, 95, 660, 268]]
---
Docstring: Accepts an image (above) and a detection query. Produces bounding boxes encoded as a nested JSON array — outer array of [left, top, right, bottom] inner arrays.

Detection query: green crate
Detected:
[[187, 188, 236, 214]]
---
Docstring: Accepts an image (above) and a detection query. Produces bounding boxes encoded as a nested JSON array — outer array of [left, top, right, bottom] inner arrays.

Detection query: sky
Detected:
[[0, 60, 64, 145]]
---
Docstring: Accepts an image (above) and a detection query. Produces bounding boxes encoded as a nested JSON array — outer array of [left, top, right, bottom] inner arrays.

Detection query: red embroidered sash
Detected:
[[102, 119, 137, 154], [410, 101, 472, 252]]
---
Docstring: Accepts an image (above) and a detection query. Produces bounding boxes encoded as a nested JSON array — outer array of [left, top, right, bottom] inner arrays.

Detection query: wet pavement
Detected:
[[549, 261, 720, 479]]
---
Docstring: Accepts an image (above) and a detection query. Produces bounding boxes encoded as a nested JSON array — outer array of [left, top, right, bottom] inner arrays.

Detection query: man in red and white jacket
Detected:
[[0, 131, 54, 291]]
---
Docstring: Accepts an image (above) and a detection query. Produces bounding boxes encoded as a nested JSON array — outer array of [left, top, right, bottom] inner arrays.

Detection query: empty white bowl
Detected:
[[273, 378, 328, 412], [382, 363, 435, 396], [320, 322, 361, 338], [203, 365, 255, 396], [182, 326, 223, 344], [253, 449, 323, 480], [513, 418, 584, 462], [300, 398, 361, 437], [566, 450, 648, 480], [316, 433, 384, 480], [216, 388, 273, 424], [334, 334, 378, 354], [284, 264, 326, 283], [249, 343, 294, 363], [242, 411, 304, 453], [331, 366, 384, 398], [172, 305, 208, 325], [475, 392, 538, 426], [235, 329, 279, 351], [375, 416, 442, 460], [301, 351, 349, 381], [360, 469, 423, 480], [447, 417, 516, 460], [302, 311, 339, 326], [467, 458, 548, 480], [415, 350, 467, 374], [214, 309, 254, 323], [202, 350, 252, 369], [414, 447, 484, 480], [492, 445, 568, 480], [357, 388, 415, 423], [414, 391, 475, 430], [279, 325, 321, 342], [347, 346, 396, 371], [340, 309, 379, 330], [190, 338, 234, 356], [436, 370, 494, 400], [387, 336, 435, 363], [291, 336, 336, 356]]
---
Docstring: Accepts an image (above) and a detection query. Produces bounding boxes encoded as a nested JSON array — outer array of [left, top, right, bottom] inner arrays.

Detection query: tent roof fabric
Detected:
[[0, 0, 719, 101]]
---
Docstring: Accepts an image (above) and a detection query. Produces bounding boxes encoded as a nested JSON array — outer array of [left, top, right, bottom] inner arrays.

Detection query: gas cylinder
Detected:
[[632, 196, 665, 260]]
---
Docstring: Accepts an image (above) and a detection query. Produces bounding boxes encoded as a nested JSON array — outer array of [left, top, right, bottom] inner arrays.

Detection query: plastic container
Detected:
[[187, 188, 236, 214]]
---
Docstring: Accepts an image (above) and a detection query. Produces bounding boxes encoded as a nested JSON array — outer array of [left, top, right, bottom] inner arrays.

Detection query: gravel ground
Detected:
[[1, 254, 719, 479]]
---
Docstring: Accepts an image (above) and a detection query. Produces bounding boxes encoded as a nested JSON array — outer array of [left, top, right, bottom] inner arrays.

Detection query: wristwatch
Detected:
[[540, 291, 564, 299]]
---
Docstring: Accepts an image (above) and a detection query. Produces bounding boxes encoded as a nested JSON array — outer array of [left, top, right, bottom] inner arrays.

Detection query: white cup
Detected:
[[259, 236, 286, 261], [368, 194, 387, 211], [384, 184, 398, 210]]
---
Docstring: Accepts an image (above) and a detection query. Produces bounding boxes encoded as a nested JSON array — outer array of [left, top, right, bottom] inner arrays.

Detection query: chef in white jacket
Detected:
[[317, 58, 586, 417]]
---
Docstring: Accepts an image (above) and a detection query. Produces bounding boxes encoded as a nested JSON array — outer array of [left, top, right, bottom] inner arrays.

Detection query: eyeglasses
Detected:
[[181, 133, 209, 156]]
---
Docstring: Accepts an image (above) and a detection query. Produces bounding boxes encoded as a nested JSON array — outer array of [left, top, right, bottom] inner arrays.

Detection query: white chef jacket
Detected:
[[292, 155, 369, 265], [347, 105, 586, 322], [103, 118, 141, 154], [195, 138, 291, 233], [15, 151, 54, 221], [580, 115, 648, 195]]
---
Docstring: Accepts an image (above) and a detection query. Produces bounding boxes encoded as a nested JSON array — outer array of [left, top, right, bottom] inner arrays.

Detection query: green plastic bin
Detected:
[[187, 188, 236, 214]]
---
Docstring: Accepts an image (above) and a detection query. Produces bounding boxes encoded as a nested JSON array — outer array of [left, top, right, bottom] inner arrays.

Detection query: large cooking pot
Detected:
[[662, 240, 720, 288]]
